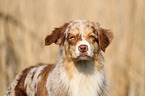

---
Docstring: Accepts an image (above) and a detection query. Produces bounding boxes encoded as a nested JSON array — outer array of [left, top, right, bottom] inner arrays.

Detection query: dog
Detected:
[[5, 20, 113, 96]]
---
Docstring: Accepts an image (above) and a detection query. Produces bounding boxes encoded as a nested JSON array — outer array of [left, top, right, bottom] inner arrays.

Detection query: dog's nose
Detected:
[[79, 45, 88, 52]]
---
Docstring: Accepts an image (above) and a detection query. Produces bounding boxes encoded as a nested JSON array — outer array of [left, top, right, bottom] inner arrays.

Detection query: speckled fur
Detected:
[[5, 20, 113, 96]]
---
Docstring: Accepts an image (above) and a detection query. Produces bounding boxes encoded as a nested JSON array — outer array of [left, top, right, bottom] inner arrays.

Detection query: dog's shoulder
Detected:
[[5, 64, 55, 96]]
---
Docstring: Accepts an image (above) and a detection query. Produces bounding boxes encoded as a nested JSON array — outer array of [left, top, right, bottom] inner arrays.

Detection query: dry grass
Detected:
[[0, 0, 145, 95]]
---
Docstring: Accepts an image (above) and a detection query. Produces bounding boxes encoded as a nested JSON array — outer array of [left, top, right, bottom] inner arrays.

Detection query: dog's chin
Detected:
[[73, 54, 92, 62]]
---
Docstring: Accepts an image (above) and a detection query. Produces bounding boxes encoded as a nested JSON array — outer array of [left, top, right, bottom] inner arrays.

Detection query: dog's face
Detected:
[[45, 20, 113, 61], [66, 22, 99, 61]]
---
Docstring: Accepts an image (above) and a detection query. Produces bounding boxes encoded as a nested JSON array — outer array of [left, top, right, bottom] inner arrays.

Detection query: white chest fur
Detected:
[[46, 62, 106, 96], [68, 65, 104, 96]]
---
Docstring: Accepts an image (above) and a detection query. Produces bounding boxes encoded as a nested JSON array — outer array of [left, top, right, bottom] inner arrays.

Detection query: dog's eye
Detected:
[[89, 34, 96, 39], [69, 36, 75, 39], [89, 35, 94, 38], [89, 34, 97, 42]]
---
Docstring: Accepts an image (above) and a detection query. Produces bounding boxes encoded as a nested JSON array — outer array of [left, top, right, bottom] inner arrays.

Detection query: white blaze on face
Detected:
[[66, 20, 95, 59], [75, 36, 92, 57], [75, 23, 92, 58]]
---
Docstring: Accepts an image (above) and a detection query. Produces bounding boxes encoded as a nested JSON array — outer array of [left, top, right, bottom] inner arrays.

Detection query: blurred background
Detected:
[[0, 0, 145, 96]]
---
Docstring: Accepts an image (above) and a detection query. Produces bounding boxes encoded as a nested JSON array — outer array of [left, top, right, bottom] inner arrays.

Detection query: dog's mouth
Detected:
[[73, 53, 92, 61]]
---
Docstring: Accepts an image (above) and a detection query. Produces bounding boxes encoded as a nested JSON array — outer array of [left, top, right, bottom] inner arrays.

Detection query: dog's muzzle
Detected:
[[78, 45, 88, 53], [74, 44, 92, 61]]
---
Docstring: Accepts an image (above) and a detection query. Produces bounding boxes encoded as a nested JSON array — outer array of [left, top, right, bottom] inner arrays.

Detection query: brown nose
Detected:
[[79, 45, 88, 52]]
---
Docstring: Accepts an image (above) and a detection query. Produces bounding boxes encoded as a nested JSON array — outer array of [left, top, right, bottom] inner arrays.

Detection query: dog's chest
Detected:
[[47, 63, 104, 96], [67, 69, 103, 96]]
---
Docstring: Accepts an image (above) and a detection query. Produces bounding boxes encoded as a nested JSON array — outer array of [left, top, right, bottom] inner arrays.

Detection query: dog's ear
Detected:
[[45, 23, 69, 46], [99, 28, 113, 52], [92, 23, 113, 52]]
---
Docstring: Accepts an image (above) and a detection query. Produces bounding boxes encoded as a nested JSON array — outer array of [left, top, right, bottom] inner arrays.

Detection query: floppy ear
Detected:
[[92, 23, 113, 52], [45, 23, 69, 46], [99, 28, 113, 52]]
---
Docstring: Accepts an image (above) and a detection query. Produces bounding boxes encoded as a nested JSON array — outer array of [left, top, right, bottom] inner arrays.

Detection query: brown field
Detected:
[[0, 0, 145, 96]]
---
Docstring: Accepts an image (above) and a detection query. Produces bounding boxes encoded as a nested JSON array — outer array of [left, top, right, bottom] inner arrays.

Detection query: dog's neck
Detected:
[[49, 47, 107, 96], [55, 56, 106, 96], [57, 54, 104, 93]]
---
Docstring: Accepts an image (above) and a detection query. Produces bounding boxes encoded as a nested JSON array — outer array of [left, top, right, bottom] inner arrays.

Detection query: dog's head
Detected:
[[45, 20, 113, 61]]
